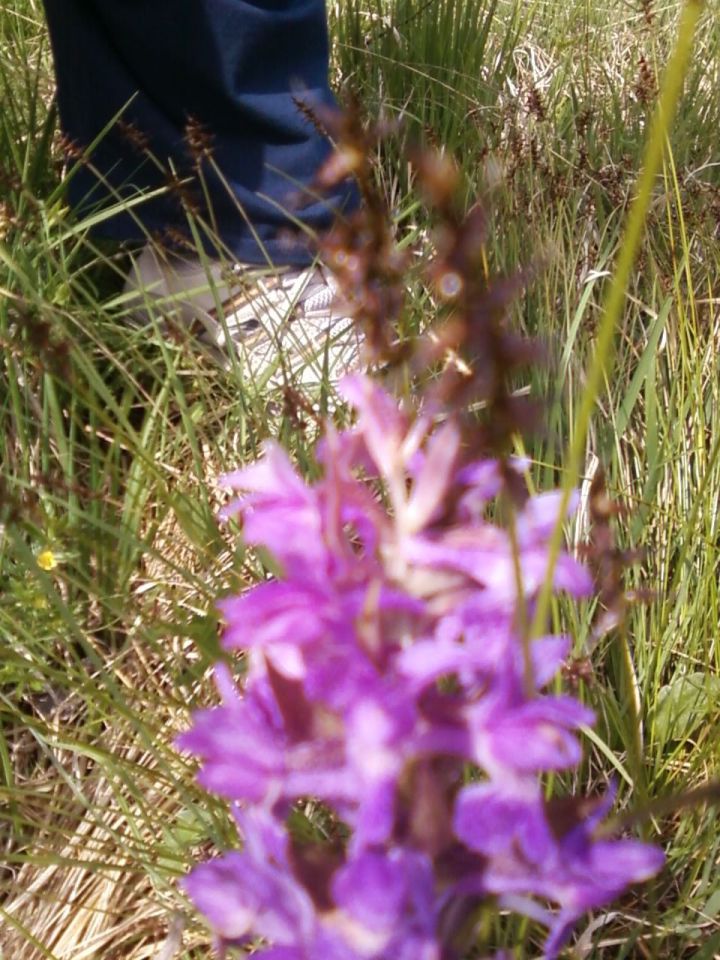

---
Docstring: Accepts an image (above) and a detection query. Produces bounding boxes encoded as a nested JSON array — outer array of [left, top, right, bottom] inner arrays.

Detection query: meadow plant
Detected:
[[0, 5, 717, 958], [178, 375, 663, 959], [176, 121, 664, 959]]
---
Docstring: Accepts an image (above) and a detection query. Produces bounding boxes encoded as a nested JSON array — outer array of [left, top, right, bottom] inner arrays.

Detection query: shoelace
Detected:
[[301, 282, 336, 315], [211, 267, 347, 348], [278, 267, 340, 319]]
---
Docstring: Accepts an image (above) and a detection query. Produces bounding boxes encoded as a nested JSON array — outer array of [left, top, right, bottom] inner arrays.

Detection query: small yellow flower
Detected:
[[37, 549, 58, 572]]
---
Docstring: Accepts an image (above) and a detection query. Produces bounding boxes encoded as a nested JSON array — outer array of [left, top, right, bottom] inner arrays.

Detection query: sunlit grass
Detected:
[[1, 0, 718, 957]]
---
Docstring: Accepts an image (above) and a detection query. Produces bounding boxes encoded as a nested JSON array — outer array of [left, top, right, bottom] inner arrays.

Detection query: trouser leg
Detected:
[[42, 0, 355, 265]]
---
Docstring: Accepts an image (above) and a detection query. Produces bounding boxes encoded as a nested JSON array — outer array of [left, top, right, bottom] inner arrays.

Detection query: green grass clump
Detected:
[[1, 0, 719, 957]]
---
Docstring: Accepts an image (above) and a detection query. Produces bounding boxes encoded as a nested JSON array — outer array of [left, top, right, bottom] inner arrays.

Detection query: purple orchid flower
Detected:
[[178, 375, 663, 958]]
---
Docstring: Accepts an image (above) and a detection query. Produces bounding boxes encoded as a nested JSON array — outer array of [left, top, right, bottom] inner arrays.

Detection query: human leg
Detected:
[[42, 0, 356, 266]]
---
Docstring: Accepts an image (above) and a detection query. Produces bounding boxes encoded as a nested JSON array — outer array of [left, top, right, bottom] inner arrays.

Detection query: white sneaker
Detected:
[[123, 246, 361, 387]]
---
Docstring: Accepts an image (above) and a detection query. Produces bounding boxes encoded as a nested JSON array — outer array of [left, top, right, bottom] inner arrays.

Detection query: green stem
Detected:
[[530, 0, 705, 639]]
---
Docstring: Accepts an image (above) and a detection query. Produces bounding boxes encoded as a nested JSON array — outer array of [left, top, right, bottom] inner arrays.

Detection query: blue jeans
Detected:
[[43, 1, 356, 265]]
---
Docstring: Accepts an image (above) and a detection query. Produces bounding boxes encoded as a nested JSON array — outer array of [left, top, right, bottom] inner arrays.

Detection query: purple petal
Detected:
[[473, 697, 594, 773], [542, 911, 578, 959], [398, 627, 510, 689], [220, 442, 308, 499], [242, 507, 326, 574], [404, 422, 461, 533], [563, 839, 665, 906], [177, 699, 285, 802], [182, 854, 258, 941], [520, 549, 594, 598], [454, 781, 554, 864], [182, 816, 315, 945], [219, 581, 334, 652], [351, 776, 397, 848], [332, 848, 437, 953], [218, 444, 329, 574], [531, 635, 572, 687], [456, 460, 504, 502], [517, 490, 580, 545], [541, 839, 664, 956], [333, 851, 409, 930], [253, 949, 306, 960], [338, 374, 409, 477], [404, 530, 593, 603]]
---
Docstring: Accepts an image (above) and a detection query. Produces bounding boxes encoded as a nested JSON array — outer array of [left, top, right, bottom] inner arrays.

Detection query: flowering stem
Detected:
[[530, 0, 705, 640]]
